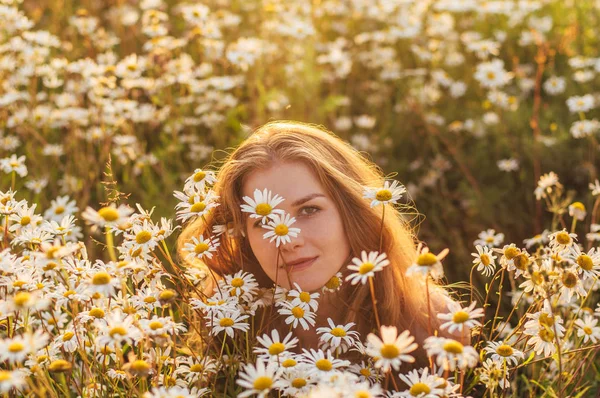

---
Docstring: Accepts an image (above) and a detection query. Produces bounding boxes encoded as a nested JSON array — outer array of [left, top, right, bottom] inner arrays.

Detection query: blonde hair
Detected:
[[178, 121, 451, 353]]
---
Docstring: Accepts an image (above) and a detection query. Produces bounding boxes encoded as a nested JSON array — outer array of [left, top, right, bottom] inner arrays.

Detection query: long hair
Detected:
[[177, 121, 452, 356]]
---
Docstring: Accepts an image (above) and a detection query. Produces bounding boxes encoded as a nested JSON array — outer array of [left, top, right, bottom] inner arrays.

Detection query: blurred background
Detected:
[[2, 0, 599, 286]]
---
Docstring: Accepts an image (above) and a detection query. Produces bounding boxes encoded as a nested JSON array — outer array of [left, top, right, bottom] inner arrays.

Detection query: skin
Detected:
[[242, 160, 352, 293]]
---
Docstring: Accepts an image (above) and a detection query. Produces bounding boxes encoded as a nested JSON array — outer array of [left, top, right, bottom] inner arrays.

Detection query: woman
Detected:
[[177, 120, 470, 369]]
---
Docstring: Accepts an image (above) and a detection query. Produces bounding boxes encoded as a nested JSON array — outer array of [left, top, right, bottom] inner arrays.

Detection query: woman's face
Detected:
[[242, 161, 351, 292]]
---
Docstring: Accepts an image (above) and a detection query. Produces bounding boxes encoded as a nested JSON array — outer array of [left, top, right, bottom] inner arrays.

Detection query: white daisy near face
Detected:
[[423, 336, 479, 371], [575, 314, 600, 344], [261, 212, 301, 248], [183, 168, 217, 192], [316, 318, 359, 354], [287, 282, 320, 311], [241, 188, 285, 224], [237, 358, 284, 398], [471, 244, 497, 277], [206, 310, 249, 339], [299, 348, 350, 377], [397, 367, 446, 398], [406, 243, 448, 281], [183, 235, 220, 260], [345, 251, 390, 285], [363, 180, 406, 208], [437, 301, 484, 335], [278, 301, 316, 331], [366, 325, 418, 372], [483, 341, 524, 366], [254, 330, 299, 360]]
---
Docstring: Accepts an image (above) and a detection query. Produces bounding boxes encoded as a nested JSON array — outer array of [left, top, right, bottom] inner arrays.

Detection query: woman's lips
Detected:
[[286, 257, 318, 272]]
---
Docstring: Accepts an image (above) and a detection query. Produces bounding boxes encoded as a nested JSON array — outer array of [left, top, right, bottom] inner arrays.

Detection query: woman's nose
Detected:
[[283, 232, 304, 251]]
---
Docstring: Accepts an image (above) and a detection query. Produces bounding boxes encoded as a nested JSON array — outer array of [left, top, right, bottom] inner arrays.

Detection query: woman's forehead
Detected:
[[241, 161, 326, 201]]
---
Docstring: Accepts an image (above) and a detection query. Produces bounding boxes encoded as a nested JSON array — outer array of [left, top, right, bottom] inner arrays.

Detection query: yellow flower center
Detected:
[[0, 371, 12, 382], [355, 392, 370, 398], [496, 344, 513, 357], [539, 328, 555, 342], [136, 231, 152, 244], [480, 254, 490, 266], [292, 378, 306, 388], [555, 232, 571, 246], [562, 271, 578, 288], [190, 202, 206, 213], [92, 272, 111, 285], [417, 252, 438, 266], [20, 216, 30, 226], [282, 359, 297, 368], [253, 376, 273, 390], [325, 276, 341, 290], [359, 262, 375, 274], [443, 340, 464, 354], [130, 360, 150, 373], [62, 332, 75, 341], [194, 243, 209, 254], [8, 342, 24, 352], [109, 327, 127, 337], [55, 206, 65, 215], [291, 306, 305, 318], [190, 364, 204, 372], [149, 321, 163, 330], [571, 201, 585, 211], [219, 318, 234, 327], [376, 189, 392, 202], [410, 383, 431, 396], [316, 359, 333, 371], [504, 247, 519, 260], [331, 327, 347, 337], [98, 207, 119, 222], [230, 277, 244, 288], [299, 292, 311, 302], [255, 203, 272, 216], [531, 271, 544, 285], [13, 292, 30, 307], [274, 224, 289, 236], [380, 344, 400, 359], [539, 313, 555, 327], [64, 290, 76, 297], [144, 297, 156, 303], [359, 368, 371, 377], [12, 280, 26, 288], [268, 342, 286, 355], [89, 308, 105, 318], [584, 326, 593, 335], [487, 71, 496, 80], [452, 311, 470, 324], [193, 171, 206, 182], [577, 255, 594, 271], [48, 359, 71, 372]]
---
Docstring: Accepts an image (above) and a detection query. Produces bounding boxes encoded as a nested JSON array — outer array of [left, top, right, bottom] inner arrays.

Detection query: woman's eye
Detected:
[[299, 206, 320, 216]]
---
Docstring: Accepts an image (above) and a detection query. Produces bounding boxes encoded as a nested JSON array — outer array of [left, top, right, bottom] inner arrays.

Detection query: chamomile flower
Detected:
[[96, 310, 142, 348], [139, 315, 187, 337], [548, 229, 577, 251], [534, 172, 561, 200], [366, 326, 418, 372], [322, 272, 343, 293], [82, 204, 134, 229], [0, 369, 27, 393], [44, 195, 79, 222], [523, 300, 566, 338], [558, 267, 587, 302], [262, 212, 301, 247], [183, 235, 220, 260], [396, 367, 446, 398], [299, 349, 350, 376], [287, 283, 320, 311], [183, 169, 217, 192], [241, 188, 285, 223], [406, 243, 448, 280], [348, 360, 380, 384], [278, 302, 316, 330], [316, 318, 359, 354], [526, 326, 557, 357], [437, 301, 483, 334], [237, 358, 284, 398], [175, 189, 219, 222], [363, 180, 406, 207], [566, 245, 600, 279], [254, 330, 299, 359], [569, 202, 586, 220], [222, 270, 259, 302], [345, 251, 390, 285], [518, 263, 547, 295], [0, 154, 27, 177], [423, 337, 479, 371], [279, 365, 314, 396], [471, 245, 497, 277], [575, 314, 600, 344], [206, 310, 249, 338], [483, 341, 524, 366], [8, 203, 42, 233], [523, 230, 550, 249], [477, 358, 510, 390], [87, 267, 121, 297]]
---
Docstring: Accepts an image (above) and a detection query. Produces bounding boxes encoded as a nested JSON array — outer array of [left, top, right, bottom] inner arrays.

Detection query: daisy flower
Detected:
[[566, 94, 595, 113], [534, 172, 561, 200], [279, 365, 314, 396], [366, 325, 418, 372], [261, 212, 301, 247], [406, 243, 448, 280], [44, 195, 79, 222], [287, 282, 320, 311], [0, 369, 27, 393], [396, 367, 445, 398], [483, 341, 524, 366], [526, 326, 557, 357], [316, 318, 359, 354], [236, 358, 284, 398], [558, 267, 587, 302], [471, 245, 497, 277], [566, 245, 600, 279], [477, 358, 510, 390], [254, 330, 299, 359], [81, 203, 134, 229], [87, 268, 121, 297], [548, 229, 577, 251], [575, 314, 600, 344], [222, 270, 259, 302], [241, 188, 285, 224], [183, 168, 217, 192], [518, 263, 546, 295], [173, 356, 218, 383], [523, 300, 566, 338], [348, 360, 380, 384], [299, 349, 350, 376], [175, 189, 219, 222], [322, 272, 343, 293], [96, 310, 142, 348], [423, 337, 479, 371], [206, 310, 249, 338], [183, 235, 220, 260], [590, 179, 600, 196], [278, 302, 316, 330], [523, 230, 550, 249], [345, 251, 390, 285], [568, 202, 586, 220], [363, 180, 406, 208], [437, 301, 484, 334], [0, 154, 27, 177]]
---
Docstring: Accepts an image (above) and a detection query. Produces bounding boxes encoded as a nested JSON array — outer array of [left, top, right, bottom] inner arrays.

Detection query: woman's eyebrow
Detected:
[[291, 193, 326, 207]]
